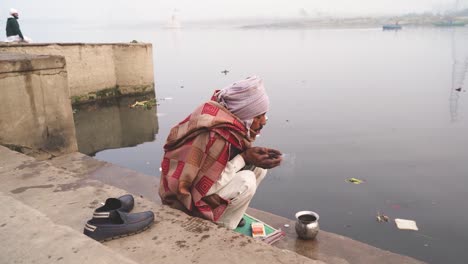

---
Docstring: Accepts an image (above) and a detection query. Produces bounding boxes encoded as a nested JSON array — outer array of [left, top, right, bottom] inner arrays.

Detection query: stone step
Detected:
[[0, 191, 138, 264], [0, 146, 324, 264], [49, 152, 425, 264]]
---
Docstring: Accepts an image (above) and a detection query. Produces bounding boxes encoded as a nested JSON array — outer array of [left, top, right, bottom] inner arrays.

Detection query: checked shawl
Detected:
[[159, 101, 252, 221]]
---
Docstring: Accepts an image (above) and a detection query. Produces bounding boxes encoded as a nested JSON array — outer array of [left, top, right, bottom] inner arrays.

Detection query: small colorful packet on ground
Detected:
[[251, 222, 266, 238]]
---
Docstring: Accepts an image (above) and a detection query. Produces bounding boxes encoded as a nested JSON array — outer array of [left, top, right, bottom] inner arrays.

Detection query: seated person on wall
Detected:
[[5, 8, 31, 43], [159, 76, 282, 229]]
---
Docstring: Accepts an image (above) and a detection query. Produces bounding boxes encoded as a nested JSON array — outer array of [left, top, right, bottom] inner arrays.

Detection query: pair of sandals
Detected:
[[83, 194, 154, 242]]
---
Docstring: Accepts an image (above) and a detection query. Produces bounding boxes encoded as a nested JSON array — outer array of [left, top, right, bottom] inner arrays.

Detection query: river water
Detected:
[[45, 22, 468, 263]]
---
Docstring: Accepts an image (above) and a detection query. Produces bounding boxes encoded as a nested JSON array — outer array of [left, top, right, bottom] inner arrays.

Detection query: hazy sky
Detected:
[[1, 0, 467, 21]]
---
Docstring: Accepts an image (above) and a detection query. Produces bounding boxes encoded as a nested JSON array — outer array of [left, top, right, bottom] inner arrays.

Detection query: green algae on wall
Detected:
[[71, 85, 154, 104], [71, 87, 121, 104]]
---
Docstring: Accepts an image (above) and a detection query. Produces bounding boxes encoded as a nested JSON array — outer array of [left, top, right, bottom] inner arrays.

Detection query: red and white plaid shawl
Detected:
[[159, 100, 252, 221]]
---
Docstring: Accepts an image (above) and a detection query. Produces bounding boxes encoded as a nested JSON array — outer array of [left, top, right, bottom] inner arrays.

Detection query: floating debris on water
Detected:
[[395, 218, 418, 231], [376, 212, 389, 223], [130, 99, 157, 109], [347, 178, 365, 184]]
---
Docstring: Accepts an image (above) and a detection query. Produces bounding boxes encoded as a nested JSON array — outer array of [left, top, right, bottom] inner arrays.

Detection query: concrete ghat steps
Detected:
[[49, 152, 425, 264], [0, 191, 138, 264], [0, 146, 324, 264]]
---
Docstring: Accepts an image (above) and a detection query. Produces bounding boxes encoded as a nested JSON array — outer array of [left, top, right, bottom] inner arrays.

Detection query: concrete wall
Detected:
[[0, 43, 154, 101], [0, 53, 78, 155], [113, 44, 155, 94]]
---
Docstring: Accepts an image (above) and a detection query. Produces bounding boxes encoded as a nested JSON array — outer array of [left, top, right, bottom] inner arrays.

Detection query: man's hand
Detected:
[[241, 147, 282, 169]]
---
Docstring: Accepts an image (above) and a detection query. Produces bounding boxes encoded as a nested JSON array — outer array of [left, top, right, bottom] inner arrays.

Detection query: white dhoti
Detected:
[[5, 35, 32, 43], [207, 155, 267, 229]]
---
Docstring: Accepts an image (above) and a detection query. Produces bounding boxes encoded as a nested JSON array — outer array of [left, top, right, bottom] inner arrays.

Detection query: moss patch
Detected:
[[95, 87, 122, 98], [71, 85, 154, 105], [71, 86, 122, 105]]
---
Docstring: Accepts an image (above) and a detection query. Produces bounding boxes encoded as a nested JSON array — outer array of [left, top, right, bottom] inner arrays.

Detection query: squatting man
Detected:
[[159, 76, 282, 229]]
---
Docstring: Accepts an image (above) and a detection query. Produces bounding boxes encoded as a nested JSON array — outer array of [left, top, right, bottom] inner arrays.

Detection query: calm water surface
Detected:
[[53, 23, 468, 263]]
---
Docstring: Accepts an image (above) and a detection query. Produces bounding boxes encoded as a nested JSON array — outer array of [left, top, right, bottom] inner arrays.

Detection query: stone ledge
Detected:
[[0, 52, 65, 73], [0, 42, 151, 47]]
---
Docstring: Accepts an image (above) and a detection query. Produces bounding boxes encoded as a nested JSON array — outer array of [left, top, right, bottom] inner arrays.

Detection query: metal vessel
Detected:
[[295, 211, 320, 240]]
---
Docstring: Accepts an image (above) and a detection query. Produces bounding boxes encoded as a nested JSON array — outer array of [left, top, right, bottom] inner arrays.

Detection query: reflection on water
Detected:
[[73, 94, 159, 155], [450, 28, 468, 122]]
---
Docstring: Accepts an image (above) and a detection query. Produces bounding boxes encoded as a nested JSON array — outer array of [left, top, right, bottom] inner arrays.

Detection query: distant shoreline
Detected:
[[240, 15, 468, 29]]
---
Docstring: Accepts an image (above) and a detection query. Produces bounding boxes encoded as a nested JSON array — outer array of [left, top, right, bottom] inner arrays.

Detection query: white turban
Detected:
[[10, 8, 18, 15], [216, 76, 269, 131]]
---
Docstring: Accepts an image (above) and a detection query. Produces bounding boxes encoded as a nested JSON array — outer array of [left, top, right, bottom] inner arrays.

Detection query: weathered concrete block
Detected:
[[113, 44, 155, 94], [0, 53, 78, 156], [0, 43, 155, 102]]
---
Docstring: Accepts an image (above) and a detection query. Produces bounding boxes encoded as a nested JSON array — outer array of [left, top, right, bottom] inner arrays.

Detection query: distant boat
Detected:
[[433, 20, 465, 27], [383, 24, 402, 30], [165, 10, 182, 29]]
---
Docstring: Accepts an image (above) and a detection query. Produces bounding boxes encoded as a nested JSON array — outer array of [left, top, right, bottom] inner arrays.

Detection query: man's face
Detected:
[[13, 13, 18, 19], [250, 113, 267, 139]]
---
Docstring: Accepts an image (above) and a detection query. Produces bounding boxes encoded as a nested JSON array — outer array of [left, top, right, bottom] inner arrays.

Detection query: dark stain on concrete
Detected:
[[11, 184, 54, 194], [53, 179, 102, 192], [166, 210, 182, 217], [56, 257, 63, 261], [43, 127, 68, 153], [1, 223, 6, 227], [199, 234, 210, 242], [175, 240, 188, 248], [239, 241, 248, 247], [16, 162, 41, 170], [181, 218, 212, 234], [152, 236, 158, 240], [20, 60, 39, 125]]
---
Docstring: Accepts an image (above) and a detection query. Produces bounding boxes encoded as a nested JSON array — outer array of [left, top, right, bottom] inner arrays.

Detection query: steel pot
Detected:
[[295, 211, 319, 240]]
